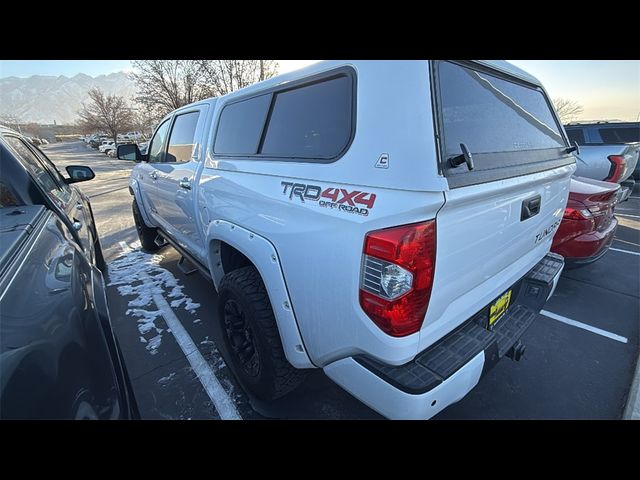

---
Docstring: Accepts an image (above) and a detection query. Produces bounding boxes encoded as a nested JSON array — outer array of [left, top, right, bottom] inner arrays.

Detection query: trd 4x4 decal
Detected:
[[281, 181, 377, 216]]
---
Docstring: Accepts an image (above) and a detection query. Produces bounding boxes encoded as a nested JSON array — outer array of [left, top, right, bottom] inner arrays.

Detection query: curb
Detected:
[[623, 353, 640, 420]]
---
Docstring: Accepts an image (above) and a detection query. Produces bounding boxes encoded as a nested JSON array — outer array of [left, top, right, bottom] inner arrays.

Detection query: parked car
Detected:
[[29, 137, 42, 147], [40, 138, 49, 145], [564, 121, 639, 197], [107, 148, 117, 158], [551, 176, 619, 267], [99, 140, 115, 153], [0, 127, 138, 419], [103, 144, 117, 155], [89, 138, 101, 149], [119, 60, 573, 420], [119, 131, 143, 142]]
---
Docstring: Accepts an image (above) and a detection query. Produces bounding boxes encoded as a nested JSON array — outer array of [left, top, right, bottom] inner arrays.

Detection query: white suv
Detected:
[[124, 60, 575, 419]]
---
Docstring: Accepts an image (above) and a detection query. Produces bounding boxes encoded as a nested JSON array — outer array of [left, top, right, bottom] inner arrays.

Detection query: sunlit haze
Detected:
[[1, 60, 638, 121], [509, 60, 640, 122]]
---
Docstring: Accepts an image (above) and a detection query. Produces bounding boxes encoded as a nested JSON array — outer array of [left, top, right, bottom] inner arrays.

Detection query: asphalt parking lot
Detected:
[[46, 141, 640, 419]]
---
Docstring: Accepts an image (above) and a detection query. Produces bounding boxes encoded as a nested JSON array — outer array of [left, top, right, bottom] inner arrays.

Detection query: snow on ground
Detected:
[[108, 240, 201, 355]]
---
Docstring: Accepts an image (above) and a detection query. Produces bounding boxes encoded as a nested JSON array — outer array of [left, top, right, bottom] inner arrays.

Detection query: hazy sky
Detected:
[[2, 60, 638, 121]]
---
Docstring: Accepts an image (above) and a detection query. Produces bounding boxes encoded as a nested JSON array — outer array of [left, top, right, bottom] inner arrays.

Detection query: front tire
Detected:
[[132, 199, 160, 252], [217, 266, 307, 401]]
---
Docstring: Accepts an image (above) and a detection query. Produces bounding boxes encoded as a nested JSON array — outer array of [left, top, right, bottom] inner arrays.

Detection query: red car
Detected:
[[552, 176, 620, 267]]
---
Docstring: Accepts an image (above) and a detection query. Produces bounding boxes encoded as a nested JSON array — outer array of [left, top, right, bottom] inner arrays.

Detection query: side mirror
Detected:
[[65, 165, 95, 184], [117, 143, 143, 162]]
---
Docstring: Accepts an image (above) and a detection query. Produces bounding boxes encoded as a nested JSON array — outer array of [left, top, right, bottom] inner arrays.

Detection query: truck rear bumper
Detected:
[[324, 252, 564, 419]]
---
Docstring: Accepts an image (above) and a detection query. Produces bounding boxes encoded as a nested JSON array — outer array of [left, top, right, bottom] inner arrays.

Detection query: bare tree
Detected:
[[131, 60, 280, 119], [77, 87, 134, 145], [131, 60, 210, 120], [130, 103, 159, 140], [553, 98, 584, 123], [0, 113, 23, 133], [199, 60, 279, 96]]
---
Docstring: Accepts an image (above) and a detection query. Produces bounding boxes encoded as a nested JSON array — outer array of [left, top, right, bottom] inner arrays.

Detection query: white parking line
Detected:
[[629, 196, 640, 200], [616, 213, 640, 219], [540, 310, 628, 344], [610, 247, 640, 257], [118, 241, 241, 420]]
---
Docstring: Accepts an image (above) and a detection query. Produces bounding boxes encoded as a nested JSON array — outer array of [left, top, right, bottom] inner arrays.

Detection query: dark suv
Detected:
[[0, 128, 138, 419]]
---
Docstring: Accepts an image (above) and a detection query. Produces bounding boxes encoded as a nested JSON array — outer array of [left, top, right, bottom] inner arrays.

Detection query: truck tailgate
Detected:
[[419, 165, 573, 349]]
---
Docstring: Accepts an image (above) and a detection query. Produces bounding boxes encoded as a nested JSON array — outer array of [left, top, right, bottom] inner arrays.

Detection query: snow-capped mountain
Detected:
[[0, 72, 136, 125]]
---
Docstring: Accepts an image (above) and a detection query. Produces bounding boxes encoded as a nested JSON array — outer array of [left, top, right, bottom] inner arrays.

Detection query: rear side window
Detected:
[[167, 111, 200, 163], [4, 136, 71, 207], [214, 94, 271, 155], [437, 61, 565, 157], [434, 61, 571, 187], [566, 128, 586, 145], [261, 76, 352, 158], [599, 127, 640, 143], [0, 181, 21, 208], [213, 71, 354, 161]]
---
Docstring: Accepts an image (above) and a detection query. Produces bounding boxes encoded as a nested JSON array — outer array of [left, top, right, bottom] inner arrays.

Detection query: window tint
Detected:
[[566, 128, 586, 145], [261, 76, 351, 158], [600, 127, 640, 143], [0, 181, 21, 208], [437, 61, 565, 161], [214, 94, 271, 154], [4, 136, 71, 207], [166, 111, 200, 163], [148, 119, 171, 163], [32, 144, 72, 187]]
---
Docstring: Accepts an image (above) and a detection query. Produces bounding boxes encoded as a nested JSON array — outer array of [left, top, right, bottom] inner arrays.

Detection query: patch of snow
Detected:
[[186, 300, 201, 311], [146, 334, 162, 354], [170, 297, 186, 308], [157, 372, 176, 385], [108, 241, 201, 356], [193, 318, 201, 324]]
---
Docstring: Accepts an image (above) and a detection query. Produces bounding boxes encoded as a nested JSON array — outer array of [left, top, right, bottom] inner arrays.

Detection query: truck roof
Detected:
[[565, 121, 640, 127], [175, 60, 543, 115]]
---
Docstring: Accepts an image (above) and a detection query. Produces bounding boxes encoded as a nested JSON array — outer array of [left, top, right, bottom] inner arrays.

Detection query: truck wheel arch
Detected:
[[128, 179, 155, 228], [205, 220, 315, 369]]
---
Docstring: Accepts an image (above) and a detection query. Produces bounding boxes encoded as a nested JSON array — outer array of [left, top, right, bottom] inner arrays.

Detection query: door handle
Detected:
[[150, 171, 158, 180], [521, 195, 541, 221], [72, 220, 82, 231], [179, 178, 191, 190]]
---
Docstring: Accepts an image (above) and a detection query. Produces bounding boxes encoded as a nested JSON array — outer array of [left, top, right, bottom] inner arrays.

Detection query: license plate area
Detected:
[[489, 289, 512, 329]]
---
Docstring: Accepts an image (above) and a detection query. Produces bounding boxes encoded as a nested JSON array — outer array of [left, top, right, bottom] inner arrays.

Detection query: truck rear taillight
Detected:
[[604, 155, 626, 183], [359, 221, 436, 337]]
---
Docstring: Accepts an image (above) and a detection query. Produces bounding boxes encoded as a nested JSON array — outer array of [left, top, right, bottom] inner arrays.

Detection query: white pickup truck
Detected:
[[564, 122, 639, 203], [119, 60, 575, 419]]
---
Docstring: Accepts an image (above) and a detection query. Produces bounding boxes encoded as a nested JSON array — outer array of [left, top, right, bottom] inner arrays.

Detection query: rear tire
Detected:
[[132, 199, 160, 252], [217, 266, 307, 401]]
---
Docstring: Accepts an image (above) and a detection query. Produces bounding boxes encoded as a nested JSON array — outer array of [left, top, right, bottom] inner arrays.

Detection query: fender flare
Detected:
[[205, 219, 315, 369], [128, 178, 155, 228]]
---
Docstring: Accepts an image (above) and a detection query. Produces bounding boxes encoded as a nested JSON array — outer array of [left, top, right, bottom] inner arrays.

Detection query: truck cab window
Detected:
[[166, 111, 200, 163], [148, 120, 171, 163]]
